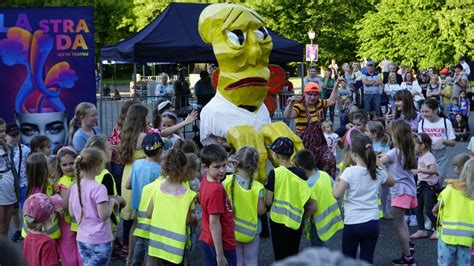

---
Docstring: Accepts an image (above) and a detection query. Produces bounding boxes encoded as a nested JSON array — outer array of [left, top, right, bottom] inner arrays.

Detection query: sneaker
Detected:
[[392, 255, 416, 265], [410, 230, 430, 239], [409, 215, 418, 226], [424, 217, 432, 230], [11, 231, 22, 242], [405, 215, 410, 224], [429, 231, 438, 240]]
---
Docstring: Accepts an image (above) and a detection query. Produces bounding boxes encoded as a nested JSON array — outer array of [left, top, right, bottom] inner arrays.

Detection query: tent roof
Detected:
[[100, 2, 303, 64]]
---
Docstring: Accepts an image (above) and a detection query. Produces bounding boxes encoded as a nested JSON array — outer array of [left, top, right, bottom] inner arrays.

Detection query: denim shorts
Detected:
[[77, 241, 112, 266]]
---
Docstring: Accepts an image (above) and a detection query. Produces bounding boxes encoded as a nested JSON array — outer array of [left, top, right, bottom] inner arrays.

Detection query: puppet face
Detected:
[[199, 4, 272, 111]]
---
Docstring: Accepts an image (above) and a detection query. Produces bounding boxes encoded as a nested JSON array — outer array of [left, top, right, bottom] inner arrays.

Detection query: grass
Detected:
[[102, 78, 130, 85]]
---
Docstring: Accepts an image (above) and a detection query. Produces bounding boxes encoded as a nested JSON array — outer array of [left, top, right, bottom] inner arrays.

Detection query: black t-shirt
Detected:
[[101, 173, 115, 196], [265, 166, 307, 192]]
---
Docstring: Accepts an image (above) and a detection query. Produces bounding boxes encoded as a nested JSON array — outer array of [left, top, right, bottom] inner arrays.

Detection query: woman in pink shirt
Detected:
[[69, 148, 118, 265]]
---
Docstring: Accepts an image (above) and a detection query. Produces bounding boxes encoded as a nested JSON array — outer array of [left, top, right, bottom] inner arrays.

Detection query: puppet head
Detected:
[[199, 4, 272, 112]]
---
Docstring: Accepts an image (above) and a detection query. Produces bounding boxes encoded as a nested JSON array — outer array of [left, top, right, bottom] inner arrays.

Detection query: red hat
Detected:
[[439, 68, 449, 76], [23, 193, 63, 223], [304, 82, 321, 93]]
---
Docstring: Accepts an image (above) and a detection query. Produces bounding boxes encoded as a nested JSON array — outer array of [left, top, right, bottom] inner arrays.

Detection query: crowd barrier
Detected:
[[97, 92, 296, 139]]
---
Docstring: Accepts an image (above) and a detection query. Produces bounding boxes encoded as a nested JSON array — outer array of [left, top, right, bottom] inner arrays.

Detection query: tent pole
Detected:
[[142, 64, 146, 78], [98, 61, 104, 131], [133, 63, 137, 98], [300, 61, 305, 95]]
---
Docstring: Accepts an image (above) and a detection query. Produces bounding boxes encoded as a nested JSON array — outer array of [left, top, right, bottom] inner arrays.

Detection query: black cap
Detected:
[[268, 137, 294, 156], [455, 64, 463, 70], [6, 123, 19, 136], [459, 56, 466, 61], [142, 133, 164, 152]]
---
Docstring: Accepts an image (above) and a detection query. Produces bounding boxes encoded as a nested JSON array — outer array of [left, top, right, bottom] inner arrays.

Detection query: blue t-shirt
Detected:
[[130, 159, 161, 210], [72, 127, 102, 152]]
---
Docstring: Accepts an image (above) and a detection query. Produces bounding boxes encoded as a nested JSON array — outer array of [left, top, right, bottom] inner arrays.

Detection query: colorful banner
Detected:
[[306, 44, 318, 62], [0, 7, 95, 145]]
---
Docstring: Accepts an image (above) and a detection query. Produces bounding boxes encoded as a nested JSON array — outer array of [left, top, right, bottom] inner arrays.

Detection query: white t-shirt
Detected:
[[418, 117, 455, 150], [199, 91, 271, 144], [339, 165, 388, 225]]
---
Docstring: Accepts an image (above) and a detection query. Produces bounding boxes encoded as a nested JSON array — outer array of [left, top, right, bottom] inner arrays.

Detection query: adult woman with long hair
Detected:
[[118, 103, 148, 259], [386, 90, 421, 133]]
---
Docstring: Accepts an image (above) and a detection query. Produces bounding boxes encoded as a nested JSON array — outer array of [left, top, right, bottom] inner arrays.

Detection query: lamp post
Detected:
[[308, 28, 315, 65]]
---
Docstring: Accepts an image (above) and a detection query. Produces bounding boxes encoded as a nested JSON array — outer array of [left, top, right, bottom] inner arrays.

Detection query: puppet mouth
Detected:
[[224, 77, 267, 91]]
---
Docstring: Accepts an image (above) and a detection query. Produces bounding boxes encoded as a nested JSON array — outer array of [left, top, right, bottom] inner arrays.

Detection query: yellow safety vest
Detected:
[[148, 185, 196, 264], [22, 182, 60, 239], [95, 169, 120, 235], [306, 171, 343, 241], [438, 185, 474, 247], [223, 175, 264, 243], [134, 178, 164, 239], [270, 166, 310, 230], [55, 175, 77, 228]]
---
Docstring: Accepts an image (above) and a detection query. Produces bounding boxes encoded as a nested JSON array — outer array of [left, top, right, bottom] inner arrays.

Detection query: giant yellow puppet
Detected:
[[198, 3, 302, 182]]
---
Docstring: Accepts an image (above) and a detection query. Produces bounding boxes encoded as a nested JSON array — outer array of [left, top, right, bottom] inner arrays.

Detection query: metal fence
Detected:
[[97, 92, 295, 138]]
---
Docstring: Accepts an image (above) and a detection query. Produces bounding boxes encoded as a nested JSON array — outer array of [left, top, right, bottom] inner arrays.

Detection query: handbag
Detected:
[[297, 101, 336, 177]]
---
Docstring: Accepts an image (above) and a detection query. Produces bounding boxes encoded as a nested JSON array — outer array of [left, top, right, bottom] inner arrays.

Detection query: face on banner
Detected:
[[16, 112, 68, 145], [0, 7, 95, 145]]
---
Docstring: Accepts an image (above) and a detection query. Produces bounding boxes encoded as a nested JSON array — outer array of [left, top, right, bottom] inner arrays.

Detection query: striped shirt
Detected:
[[293, 100, 328, 133]]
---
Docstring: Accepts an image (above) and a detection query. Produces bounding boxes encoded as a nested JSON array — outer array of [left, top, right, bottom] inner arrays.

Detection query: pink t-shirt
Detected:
[[69, 179, 112, 244], [417, 151, 438, 185]]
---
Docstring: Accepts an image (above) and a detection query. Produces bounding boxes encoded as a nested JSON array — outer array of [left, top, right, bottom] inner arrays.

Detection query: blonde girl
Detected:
[[146, 149, 196, 265], [119, 103, 148, 255], [54, 146, 82, 266], [379, 120, 418, 265], [224, 146, 265, 266], [68, 102, 102, 152], [69, 148, 118, 265], [434, 159, 474, 266]]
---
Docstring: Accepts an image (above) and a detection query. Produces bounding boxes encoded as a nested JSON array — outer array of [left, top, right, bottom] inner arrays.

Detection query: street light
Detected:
[[307, 29, 316, 65], [308, 29, 315, 44]]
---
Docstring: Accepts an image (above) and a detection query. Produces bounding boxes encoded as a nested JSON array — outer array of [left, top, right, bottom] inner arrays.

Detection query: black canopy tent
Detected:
[[100, 2, 304, 64]]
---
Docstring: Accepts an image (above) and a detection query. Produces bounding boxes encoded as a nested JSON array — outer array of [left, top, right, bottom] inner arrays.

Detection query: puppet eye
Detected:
[[226, 30, 246, 46], [254, 27, 269, 41]]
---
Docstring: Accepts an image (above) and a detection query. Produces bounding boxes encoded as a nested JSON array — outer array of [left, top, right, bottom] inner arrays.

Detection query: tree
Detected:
[[356, 0, 474, 69], [248, 0, 376, 68]]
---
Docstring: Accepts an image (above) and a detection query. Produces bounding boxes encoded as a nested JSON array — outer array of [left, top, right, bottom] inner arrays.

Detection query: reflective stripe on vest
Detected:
[[270, 166, 310, 230], [148, 186, 195, 264], [306, 171, 343, 241], [223, 175, 263, 242], [438, 185, 474, 247]]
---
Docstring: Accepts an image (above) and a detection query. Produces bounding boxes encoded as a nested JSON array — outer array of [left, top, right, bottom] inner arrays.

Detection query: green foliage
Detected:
[[356, 0, 474, 69], [248, 0, 376, 67]]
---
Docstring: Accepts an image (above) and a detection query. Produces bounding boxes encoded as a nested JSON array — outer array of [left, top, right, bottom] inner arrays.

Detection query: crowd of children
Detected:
[[0, 60, 473, 266]]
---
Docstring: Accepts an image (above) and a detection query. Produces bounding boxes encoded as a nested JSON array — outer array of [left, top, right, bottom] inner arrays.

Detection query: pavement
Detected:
[[7, 99, 474, 265]]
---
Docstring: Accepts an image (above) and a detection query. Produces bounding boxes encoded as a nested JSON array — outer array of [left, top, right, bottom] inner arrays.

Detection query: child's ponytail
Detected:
[[351, 134, 379, 180], [75, 154, 84, 223]]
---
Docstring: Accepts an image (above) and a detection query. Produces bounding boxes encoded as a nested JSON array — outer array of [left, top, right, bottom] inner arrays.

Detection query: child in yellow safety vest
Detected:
[[294, 149, 343, 247], [433, 158, 474, 266], [224, 146, 266, 265], [265, 137, 317, 261], [54, 146, 82, 266], [146, 149, 196, 266]]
